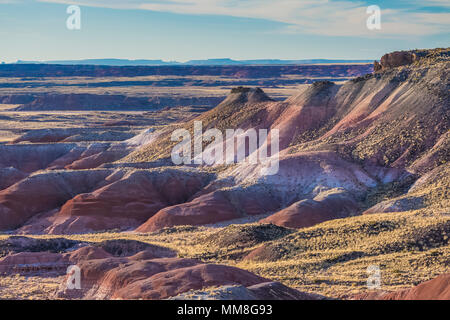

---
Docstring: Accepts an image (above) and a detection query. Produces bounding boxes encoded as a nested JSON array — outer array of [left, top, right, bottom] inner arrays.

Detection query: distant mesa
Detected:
[[15, 59, 179, 66], [14, 58, 373, 66], [0, 63, 373, 79]]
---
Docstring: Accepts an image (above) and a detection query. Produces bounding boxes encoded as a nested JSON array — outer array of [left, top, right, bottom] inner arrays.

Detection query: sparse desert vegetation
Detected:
[[0, 49, 448, 300], [0, 208, 448, 299]]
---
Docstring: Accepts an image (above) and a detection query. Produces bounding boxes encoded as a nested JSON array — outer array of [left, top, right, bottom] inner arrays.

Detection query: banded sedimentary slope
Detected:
[[0, 48, 448, 234], [0, 48, 448, 299]]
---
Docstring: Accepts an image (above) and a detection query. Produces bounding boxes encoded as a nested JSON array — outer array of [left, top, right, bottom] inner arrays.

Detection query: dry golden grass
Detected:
[[0, 274, 62, 300], [0, 106, 205, 143], [233, 211, 449, 297], [1, 208, 448, 299]]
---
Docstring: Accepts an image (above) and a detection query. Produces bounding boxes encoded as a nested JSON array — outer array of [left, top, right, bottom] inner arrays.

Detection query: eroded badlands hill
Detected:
[[0, 48, 448, 299], [127, 48, 449, 232], [0, 48, 448, 234]]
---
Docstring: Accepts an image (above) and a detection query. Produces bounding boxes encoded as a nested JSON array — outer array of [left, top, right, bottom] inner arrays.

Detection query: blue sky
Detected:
[[0, 0, 448, 62]]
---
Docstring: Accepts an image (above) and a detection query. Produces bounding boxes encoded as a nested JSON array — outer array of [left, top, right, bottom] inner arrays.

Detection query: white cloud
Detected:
[[11, 0, 450, 37]]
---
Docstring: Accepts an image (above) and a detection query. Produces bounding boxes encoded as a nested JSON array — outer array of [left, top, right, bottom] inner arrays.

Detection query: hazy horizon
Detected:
[[10, 57, 374, 65], [1, 1, 449, 63]]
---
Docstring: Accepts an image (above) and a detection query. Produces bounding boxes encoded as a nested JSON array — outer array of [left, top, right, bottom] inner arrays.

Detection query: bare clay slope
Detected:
[[1, 49, 448, 235], [135, 48, 450, 232], [128, 48, 449, 170]]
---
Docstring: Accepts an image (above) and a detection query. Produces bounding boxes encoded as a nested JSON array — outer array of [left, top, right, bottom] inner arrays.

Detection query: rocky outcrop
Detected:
[[374, 51, 417, 71], [373, 60, 382, 72]]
